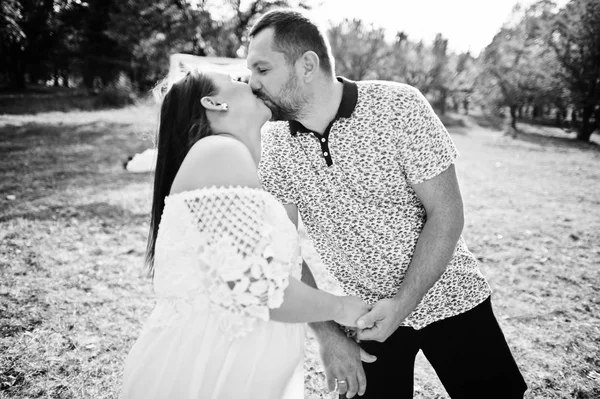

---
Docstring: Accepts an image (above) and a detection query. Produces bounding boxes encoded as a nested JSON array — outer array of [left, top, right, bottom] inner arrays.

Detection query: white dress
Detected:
[[121, 187, 305, 399]]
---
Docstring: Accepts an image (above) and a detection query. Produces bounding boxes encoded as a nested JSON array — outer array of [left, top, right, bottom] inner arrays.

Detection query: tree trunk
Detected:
[[9, 56, 27, 89], [577, 106, 594, 142], [62, 70, 69, 88], [439, 90, 447, 115], [510, 105, 518, 131], [555, 107, 564, 127], [54, 67, 60, 87]]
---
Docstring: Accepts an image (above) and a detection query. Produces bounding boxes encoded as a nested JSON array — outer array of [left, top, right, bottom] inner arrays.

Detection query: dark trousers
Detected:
[[348, 297, 527, 399]]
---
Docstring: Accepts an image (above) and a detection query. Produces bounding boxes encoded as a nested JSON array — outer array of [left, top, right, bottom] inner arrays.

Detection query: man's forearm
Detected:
[[300, 260, 345, 339], [393, 213, 463, 319]]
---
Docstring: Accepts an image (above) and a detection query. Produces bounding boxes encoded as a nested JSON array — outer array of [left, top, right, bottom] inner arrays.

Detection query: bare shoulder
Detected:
[[170, 135, 260, 195]]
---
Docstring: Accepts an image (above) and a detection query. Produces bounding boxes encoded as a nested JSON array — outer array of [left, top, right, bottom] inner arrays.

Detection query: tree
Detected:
[[476, 2, 563, 131], [108, 0, 215, 90], [327, 18, 388, 80], [0, 0, 56, 89], [382, 34, 437, 94], [548, 0, 600, 141], [206, 0, 313, 57], [0, 0, 26, 88], [449, 52, 477, 114], [430, 33, 451, 114]]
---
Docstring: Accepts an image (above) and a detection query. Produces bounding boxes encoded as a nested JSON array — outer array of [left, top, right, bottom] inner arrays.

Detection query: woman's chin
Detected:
[[259, 104, 273, 122]]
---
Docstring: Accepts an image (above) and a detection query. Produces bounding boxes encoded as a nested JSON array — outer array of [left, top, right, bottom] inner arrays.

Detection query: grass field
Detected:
[[1, 104, 599, 399]]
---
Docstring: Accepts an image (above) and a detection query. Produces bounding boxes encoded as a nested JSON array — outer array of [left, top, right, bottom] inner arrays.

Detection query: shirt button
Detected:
[[323, 152, 329, 156], [321, 138, 326, 142]]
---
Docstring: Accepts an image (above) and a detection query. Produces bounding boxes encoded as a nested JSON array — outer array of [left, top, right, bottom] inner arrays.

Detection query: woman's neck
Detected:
[[215, 127, 262, 167]]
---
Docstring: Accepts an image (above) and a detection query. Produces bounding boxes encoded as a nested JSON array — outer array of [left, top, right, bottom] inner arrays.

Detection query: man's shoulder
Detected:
[[261, 121, 290, 137], [357, 80, 420, 100], [260, 121, 291, 159], [357, 80, 424, 111]]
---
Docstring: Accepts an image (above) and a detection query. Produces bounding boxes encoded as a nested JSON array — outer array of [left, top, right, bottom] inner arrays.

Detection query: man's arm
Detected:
[[357, 164, 464, 341], [283, 204, 375, 398]]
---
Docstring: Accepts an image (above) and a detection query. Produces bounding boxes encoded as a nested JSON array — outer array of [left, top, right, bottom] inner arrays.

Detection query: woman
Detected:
[[121, 69, 370, 399]]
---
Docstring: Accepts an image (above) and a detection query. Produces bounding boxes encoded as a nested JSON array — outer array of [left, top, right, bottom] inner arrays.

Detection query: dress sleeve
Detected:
[[183, 188, 291, 324], [394, 86, 459, 185]]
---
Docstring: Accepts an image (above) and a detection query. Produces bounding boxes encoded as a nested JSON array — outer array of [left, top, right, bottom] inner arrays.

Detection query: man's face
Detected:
[[247, 28, 306, 121]]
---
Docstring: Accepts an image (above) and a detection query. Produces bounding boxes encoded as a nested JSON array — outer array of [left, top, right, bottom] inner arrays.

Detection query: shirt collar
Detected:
[[290, 76, 358, 136]]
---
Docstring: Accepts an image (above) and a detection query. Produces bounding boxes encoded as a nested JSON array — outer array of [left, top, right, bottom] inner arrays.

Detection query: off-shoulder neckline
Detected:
[[165, 185, 271, 201]]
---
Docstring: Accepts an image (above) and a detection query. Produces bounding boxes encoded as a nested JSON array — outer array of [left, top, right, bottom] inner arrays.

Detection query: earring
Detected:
[[220, 103, 228, 111]]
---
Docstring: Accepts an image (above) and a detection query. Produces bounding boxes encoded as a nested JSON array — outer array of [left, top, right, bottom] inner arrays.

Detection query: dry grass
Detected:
[[1, 107, 599, 399]]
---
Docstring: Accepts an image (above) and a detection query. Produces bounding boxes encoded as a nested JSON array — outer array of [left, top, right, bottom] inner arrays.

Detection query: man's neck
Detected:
[[296, 76, 343, 135]]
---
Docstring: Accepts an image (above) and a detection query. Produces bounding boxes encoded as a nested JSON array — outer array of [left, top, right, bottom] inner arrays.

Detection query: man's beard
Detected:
[[254, 76, 306, 121], [256, 94, 298, 121]]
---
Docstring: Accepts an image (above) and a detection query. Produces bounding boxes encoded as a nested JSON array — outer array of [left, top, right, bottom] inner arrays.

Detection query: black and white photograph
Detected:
[[1, 0, 599, 398]]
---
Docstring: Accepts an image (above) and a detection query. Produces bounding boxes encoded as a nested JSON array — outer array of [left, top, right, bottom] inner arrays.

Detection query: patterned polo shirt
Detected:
[[258, 77, 491, 329]]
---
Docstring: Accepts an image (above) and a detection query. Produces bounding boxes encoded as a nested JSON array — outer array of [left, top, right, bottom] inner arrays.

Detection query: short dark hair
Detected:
[[249, 9, 334, 76]]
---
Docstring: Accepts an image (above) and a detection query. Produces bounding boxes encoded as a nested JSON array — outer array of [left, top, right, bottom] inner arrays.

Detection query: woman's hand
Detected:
[[334, 296, 371, 328]]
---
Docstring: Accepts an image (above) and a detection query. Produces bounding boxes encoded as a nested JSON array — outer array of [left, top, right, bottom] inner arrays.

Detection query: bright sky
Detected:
[[309, 0, 569, 55]]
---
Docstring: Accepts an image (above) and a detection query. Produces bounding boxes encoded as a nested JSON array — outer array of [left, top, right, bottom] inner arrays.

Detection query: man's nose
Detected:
[[248, 75, 261, 92]]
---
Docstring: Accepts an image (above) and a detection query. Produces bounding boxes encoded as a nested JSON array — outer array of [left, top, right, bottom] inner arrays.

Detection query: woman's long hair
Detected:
[[146, 70, 218, 276]]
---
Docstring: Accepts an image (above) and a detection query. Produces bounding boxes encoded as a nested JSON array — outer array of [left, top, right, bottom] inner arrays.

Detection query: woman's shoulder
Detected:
[[170, 136, 260, 195]]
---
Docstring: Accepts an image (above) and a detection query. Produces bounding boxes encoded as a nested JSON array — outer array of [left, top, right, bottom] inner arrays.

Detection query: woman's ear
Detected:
[[201, 96, 228, 112]]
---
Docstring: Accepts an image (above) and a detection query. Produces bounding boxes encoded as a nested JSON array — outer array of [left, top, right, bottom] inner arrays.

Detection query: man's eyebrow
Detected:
[[248, 60, 268, 69]]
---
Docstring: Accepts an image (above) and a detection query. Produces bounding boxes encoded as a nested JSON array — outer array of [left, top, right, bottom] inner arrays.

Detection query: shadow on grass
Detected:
[[439, 113, 467, 128], [0, 121, 132, 148], [0, 87, 137, 115], [0, 121, 152, 200], [509, 126, 600, 153], [0, 202, 144, 224], [470, 113, 506, 131]]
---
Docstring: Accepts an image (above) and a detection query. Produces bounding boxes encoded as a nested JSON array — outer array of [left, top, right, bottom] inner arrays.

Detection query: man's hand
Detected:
[[318, 330, 376, 398], [355, 297, 407, 342]]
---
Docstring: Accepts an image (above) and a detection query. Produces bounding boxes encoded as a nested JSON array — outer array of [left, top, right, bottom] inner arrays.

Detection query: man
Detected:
[[247, 9, 527, 399]]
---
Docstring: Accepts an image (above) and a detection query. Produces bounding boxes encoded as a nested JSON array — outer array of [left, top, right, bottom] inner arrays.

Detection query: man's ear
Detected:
[[299, 51, 320, 82], [201, 96, 228, 112]]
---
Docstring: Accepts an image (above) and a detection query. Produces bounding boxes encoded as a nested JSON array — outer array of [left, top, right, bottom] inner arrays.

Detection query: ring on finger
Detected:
[[334, 378, 347, 393]]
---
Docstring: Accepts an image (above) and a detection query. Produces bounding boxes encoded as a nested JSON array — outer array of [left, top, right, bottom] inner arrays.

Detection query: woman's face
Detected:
[[205, 71, 272, 125]]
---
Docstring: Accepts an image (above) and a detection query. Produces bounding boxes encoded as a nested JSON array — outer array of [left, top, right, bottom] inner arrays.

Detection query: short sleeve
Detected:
[[395, 86, 458, 184], [175, 188, 292, 339], [258, 123, 297, 204]]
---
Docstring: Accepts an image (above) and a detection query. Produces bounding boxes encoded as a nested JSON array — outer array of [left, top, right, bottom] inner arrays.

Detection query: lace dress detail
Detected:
[[149, 186, 301, 340], [122, 187, 305, 399]]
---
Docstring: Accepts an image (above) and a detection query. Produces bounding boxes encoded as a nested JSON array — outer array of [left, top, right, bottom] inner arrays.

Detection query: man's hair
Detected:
[[249, 9, 334, 76]]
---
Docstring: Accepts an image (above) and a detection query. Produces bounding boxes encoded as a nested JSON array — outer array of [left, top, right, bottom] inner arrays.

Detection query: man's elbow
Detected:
[[452, 205, 465, 237], [430, 204, 464, 239]]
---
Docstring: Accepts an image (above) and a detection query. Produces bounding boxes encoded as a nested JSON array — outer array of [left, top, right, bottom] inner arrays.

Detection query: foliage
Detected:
[[476, 2, 560, 130], [94, 76, 137, 108], [0, 0, 597, 142], [328, 18, 389, 81], [0, 0, 312, 91], [548, 0, 600, 141]]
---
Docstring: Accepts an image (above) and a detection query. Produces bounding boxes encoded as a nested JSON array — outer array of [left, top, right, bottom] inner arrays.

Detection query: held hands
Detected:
[[335, 296, 408, 343], [334, 296, 372, 328], [355, 297, 406, 342], [321, 296, 374, 397], [319, 296, 407, 398]]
